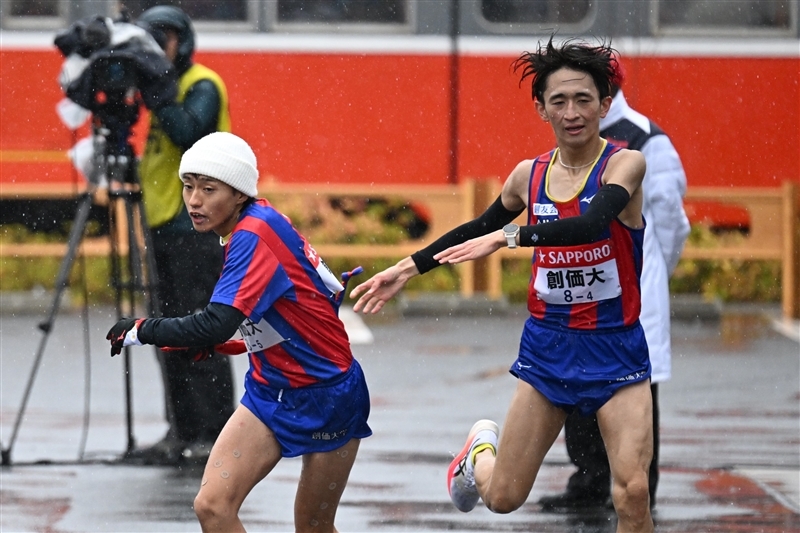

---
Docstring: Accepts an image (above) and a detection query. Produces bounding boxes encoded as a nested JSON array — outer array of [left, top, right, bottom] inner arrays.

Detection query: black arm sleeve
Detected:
[[411, 195, 524, 274], [137, 302, 245, 347], [518, 183, 631, 247], [152, 79, 221, 151]]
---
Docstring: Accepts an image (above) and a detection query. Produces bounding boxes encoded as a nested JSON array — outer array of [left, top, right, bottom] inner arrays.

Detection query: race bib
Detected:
[[303, 240, 344, 294], [533, 239, 622, 305], [238, 317, 284, 353]]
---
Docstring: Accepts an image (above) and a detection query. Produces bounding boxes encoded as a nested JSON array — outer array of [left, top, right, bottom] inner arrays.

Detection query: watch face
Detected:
[[503, 223, 519, 234]]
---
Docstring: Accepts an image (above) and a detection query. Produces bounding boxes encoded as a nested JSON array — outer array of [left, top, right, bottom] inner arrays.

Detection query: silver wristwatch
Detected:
[[503, 223, 520, 249]]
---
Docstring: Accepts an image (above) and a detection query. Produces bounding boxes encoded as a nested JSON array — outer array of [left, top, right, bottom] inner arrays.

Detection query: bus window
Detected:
[[121, 0, 249, 22], [2, 0, 68, 29], [480, 0, 590, 24], [656, 0, 793, 30], [277, 0, 406, 23], [8, 0, 60, 17]]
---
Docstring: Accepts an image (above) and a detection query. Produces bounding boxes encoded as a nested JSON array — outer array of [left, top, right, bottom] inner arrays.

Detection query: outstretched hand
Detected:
[[350, 262, 414, 314], [433, 230, 506, 265]]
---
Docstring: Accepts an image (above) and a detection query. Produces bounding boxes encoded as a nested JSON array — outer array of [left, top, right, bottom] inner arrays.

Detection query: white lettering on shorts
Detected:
[[312, 429, 349, 441], [616, 371, 648, 382]]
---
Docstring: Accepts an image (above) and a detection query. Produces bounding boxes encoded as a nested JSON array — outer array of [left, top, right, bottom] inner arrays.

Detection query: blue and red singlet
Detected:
[[526, 141, 645, 331], [210, 199, 353, 389]]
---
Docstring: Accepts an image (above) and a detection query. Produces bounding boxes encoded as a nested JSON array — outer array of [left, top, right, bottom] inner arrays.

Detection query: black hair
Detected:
[[513, 35, 620, 103]]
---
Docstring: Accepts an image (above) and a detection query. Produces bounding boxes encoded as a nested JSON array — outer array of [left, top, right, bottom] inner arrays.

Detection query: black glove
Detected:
[[106, 318, 145, 357], [137, 67, 178, 110]]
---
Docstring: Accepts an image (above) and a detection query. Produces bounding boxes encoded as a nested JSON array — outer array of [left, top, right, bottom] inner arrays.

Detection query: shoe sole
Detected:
[[447, 419, 499, 511]]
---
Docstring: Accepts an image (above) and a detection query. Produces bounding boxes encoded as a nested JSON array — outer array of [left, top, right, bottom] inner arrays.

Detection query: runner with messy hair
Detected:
[[352, 34, 654, 533], [514, 37, 622, 103]]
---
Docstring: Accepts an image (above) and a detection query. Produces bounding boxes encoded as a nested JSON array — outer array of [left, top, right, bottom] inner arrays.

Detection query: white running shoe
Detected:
[[446, 419, 499, 512]]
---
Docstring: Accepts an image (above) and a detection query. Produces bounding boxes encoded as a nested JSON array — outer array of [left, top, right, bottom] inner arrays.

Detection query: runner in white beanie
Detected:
[[108, 131, 372, 532], [179, 131, 259, 197]]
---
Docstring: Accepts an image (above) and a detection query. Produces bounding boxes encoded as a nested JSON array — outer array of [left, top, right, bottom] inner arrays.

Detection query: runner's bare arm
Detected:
[[437, 155, 644, 265], [350, 257, 419, 314], [351, 161, 532, 313]]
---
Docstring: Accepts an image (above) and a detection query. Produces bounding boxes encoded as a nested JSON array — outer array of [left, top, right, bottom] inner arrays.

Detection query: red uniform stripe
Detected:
[[527, 156, 547, 320], [248, 353, 270, 386], [239, 215, 352, 372], [274, 299, 351, 372], [263, 342, 318, 387], [231, 229, 281, 316], [609, 221, 641, 326]]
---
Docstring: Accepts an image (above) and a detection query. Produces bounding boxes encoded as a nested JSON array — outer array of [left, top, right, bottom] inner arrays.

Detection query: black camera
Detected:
[[54, 15, 111, 58], [84, 55, 141, 151], [55, 15, 176, 156]]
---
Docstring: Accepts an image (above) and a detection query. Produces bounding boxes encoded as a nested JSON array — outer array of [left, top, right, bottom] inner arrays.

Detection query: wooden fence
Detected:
[[1, 180, 798, 318], [681, 181, 799, 319]]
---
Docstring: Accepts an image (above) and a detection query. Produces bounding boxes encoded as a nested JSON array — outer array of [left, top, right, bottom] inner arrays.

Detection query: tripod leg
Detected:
[[121, 190, 160, 315], [115, 188, 163, 455], [107, 153, 166, 459], [107, 190, 139, 454], [123, 194, 141, 454], [2, 192, 95, 466], [137, 206, 161, 317]]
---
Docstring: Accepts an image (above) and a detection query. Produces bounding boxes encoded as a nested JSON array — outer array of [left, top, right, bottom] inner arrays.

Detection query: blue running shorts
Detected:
[[241, 359, 372, 457], [511, 317, 651, 416]]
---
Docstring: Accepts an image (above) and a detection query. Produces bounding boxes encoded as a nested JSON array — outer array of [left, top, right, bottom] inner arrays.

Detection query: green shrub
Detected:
[[0, 214, 783, 306], [669, 225, 781, 303]]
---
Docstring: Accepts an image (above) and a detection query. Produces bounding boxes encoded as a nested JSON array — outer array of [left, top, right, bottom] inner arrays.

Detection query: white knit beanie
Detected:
[[179, 132, 259, 197]]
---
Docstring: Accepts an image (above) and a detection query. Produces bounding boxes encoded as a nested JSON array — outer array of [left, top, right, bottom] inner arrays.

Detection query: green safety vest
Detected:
[[139, 63, 231, 228]]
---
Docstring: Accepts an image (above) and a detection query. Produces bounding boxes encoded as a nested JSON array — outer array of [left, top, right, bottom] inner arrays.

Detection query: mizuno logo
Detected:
[[580, 195, 595, 204], [516, 362, 532, 369]]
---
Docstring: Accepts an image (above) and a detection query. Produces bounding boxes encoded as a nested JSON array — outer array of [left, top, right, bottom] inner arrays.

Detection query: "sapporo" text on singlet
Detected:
[[533, 238, 622, 305]]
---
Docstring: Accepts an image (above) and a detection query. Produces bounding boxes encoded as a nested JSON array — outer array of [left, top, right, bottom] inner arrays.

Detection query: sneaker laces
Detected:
[[454, 452, 476, 488]]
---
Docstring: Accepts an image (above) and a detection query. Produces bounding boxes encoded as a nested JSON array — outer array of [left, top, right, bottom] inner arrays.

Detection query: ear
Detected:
[[599, 95, 612, 118], [535, 99, 549, 122]]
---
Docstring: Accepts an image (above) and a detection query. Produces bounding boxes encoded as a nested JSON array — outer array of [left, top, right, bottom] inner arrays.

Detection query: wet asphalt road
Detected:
[[0, 297, 798, 532]]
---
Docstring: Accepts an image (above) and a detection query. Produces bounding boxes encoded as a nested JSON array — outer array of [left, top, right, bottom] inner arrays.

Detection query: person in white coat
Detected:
[[539, 73, 691, 512]]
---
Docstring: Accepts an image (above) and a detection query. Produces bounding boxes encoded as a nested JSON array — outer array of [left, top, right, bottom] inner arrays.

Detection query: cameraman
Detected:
[[130, 4, 235, 466]]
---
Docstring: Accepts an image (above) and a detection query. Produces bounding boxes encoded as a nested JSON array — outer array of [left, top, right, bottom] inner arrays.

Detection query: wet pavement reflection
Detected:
[[1, 302, 798, 532]]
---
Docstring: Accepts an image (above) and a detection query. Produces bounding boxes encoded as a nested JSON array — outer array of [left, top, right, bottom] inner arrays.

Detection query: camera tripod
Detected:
[[1, 129, 160, 466]]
